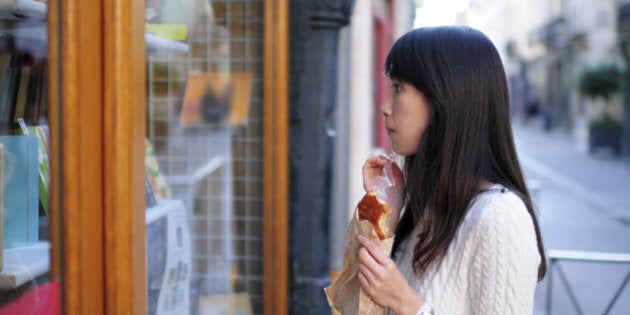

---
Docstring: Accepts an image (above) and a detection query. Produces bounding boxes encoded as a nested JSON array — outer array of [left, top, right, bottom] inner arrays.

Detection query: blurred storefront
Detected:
[[0, 0, 289, 314], [0, 0, 419, 314], [618, 1, 630, 156]]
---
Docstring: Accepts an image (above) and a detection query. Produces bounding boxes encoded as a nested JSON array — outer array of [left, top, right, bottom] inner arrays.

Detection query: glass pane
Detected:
[[0, 0, 60, 313], [144, 0, 264, 314]]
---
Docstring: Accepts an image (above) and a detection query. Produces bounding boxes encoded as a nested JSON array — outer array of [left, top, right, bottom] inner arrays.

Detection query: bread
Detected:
[[357, 190, 392, 240], [325, 189, 398, 314]]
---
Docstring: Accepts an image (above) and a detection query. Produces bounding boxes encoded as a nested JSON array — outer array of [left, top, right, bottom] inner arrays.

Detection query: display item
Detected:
[[0, 135, 39, 249]]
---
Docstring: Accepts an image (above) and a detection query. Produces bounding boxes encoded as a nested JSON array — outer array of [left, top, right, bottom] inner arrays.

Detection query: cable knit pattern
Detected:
[[392, 186, 540, 315]]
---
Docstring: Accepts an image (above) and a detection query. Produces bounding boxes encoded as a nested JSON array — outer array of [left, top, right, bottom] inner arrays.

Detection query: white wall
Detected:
[[331, 0, 375, 271], [575, 0, 618, 65], [348, 0, 375, 212], [393, 0, 418, 39], [459, 0, 620, 70]]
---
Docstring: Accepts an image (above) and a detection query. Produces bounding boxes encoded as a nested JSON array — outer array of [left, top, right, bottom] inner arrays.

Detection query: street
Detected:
[[512, 122, 630, 315]]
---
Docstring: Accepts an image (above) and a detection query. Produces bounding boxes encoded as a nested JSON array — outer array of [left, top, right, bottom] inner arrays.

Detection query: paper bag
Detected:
[[324, 207, 394, 315]]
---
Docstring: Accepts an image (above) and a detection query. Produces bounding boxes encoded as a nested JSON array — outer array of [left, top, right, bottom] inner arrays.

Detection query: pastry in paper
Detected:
[[325, 158, 403, 315]]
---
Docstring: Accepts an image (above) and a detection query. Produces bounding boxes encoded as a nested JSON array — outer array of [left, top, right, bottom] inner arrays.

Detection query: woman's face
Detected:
[[381, 79, 431, 156]]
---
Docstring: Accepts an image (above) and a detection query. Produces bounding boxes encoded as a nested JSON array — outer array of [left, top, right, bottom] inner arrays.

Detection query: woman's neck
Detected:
[[479, 179, 495, 190]]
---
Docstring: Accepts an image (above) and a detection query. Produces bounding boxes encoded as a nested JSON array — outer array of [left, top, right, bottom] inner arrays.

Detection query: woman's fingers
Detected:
[[358, 247, 377, 279], [357, 236, 398, 303], [357, 266, 378, 299], [358, 246, 382, 299], [358, 236, 401, 283], [357, 267, 379, 300], [356, 235, 422, 312], [386, 161, 405, 188], [363, 154, 396, 191], [363, 156, 387, 178], [357, 235, 389, 265]]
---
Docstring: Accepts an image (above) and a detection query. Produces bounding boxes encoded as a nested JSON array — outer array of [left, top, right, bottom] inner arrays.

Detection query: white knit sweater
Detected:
[[393, 186, 540, 314]]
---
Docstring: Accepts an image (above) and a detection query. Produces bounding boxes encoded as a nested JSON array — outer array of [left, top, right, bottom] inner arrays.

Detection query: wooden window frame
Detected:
[[50, 0, 288, 313], [263, 1, 289, 315], [49, 0, 108, 314]]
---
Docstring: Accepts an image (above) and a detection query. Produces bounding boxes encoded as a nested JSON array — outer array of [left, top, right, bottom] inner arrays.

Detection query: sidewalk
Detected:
[[513, 122, 630, 314], [513, 122, 630, 225]]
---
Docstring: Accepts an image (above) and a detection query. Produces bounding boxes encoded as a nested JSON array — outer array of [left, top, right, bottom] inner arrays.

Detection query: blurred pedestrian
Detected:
[[524, 97, 540, 121], [358, 26, 546, 315]]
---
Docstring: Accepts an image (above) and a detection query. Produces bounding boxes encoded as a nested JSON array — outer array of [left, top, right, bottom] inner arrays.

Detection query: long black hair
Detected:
[[385, 26, 546, 280]]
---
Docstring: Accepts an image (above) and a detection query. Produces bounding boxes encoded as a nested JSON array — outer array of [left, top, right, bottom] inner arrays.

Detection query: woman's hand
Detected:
[[362, 154, 405, 222], [357, 235, 423, 315]]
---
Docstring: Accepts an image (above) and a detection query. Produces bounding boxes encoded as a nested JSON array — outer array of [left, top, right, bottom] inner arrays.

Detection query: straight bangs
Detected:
[[384, 31, 425, 86]]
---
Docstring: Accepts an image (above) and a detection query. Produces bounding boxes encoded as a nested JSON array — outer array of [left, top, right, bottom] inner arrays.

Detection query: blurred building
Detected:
[[458, 0, 624, 144]]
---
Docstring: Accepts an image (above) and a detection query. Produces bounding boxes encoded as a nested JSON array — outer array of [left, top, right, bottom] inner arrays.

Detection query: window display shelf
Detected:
[[0, 0, 46, 19], [0, 1, 190, 54], [0, 0, 47, 55], [0, 241, 50, 289], [145, 33, 189, 53]]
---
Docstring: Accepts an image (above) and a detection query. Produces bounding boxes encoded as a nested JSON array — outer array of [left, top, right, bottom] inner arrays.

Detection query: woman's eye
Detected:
[[390, 83, 402, 93]]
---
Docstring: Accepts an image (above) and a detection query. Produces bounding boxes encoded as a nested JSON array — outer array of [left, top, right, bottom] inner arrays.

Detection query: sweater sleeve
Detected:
[[468, 193, 541, 315]]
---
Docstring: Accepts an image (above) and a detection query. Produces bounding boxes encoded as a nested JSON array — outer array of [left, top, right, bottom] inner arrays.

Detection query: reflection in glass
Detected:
[[145, 0, 264, 314], [0, 1, 58, 314]]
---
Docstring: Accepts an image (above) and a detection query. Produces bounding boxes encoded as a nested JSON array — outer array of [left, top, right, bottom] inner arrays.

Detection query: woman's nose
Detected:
[[381, 96, 392, 115]]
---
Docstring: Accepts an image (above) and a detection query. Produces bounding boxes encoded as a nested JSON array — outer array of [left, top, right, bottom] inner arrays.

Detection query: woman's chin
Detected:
[[391, 146, 411, 156]]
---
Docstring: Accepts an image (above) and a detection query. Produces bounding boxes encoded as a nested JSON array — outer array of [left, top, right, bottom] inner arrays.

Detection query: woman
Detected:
[[358, 26, 546, 314]]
